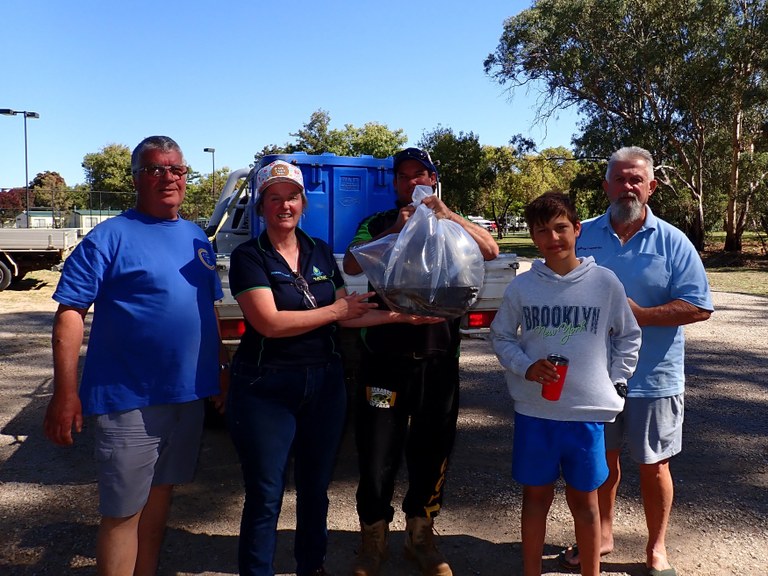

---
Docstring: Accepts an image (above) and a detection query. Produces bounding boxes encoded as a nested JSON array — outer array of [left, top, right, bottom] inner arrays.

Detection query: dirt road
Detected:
[[1, 272, 766, 575]]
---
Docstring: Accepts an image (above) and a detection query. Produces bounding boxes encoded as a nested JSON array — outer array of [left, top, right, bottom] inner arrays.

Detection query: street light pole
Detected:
[[1, 108, 40, 228], [204, 147, 216, 201]]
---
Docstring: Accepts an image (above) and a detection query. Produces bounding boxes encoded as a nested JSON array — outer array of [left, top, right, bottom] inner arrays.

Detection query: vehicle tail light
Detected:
[[466, 310, 496, 329], [220, 318, 246, 340]]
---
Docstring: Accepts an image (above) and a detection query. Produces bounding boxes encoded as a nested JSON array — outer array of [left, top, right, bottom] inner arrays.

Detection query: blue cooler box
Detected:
[[253, 152, 396, 253]]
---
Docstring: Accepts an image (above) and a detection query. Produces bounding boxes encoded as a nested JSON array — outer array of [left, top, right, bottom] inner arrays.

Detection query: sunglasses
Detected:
[[135, 165, 189, 177], [293, 273, 318, 309]]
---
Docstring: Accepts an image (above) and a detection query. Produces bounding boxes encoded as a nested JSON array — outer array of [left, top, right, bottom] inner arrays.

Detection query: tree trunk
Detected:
[[724, 230, 742, 252], [690, 198, 706, 252], [724, 108, 743, 253]]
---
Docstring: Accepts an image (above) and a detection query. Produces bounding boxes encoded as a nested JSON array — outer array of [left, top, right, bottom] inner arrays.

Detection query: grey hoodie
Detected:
[[491, 257, 641, 422]]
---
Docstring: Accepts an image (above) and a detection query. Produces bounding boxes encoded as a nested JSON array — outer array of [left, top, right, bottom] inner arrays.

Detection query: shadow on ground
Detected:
[[2, 295, 768, 575]]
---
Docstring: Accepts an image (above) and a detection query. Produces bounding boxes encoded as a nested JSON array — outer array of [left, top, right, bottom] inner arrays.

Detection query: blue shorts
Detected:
[[512, 412, 608, 492], [93, 401, 204, 518]]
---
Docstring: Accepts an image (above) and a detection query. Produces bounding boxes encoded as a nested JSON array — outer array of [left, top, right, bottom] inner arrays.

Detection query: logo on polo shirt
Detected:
[[311, 265, 329, 282]]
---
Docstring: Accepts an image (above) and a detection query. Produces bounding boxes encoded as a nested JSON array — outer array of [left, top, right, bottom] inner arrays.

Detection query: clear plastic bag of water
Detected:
[[352, 186, 484, 318]]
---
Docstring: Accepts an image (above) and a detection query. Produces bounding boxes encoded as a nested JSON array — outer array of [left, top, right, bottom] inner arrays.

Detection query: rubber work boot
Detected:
[[352, 520, 389, 576], [403, 516, 453, 576]]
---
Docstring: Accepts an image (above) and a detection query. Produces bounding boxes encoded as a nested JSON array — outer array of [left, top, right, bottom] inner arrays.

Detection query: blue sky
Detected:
[[0, 0, 580, 189]]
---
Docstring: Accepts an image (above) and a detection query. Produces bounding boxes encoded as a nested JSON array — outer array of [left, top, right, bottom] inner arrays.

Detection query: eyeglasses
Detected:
[[135, 165, 189, 177], [293, 273, 318, 309]]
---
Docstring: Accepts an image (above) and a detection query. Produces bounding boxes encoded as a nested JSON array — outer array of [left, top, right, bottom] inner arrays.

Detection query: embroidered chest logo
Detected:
[[310, 265, 329, 282]]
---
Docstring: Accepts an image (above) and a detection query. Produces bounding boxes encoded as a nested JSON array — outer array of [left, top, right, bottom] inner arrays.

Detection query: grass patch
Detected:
[[497, 233, 539, 258], [494, 231, 768, 297], [702, 232, 768, 297]]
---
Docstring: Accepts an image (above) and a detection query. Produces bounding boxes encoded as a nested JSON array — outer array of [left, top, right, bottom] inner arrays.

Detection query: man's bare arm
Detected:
[[44, 305, 88, 446], [628, 298, 712, 327]]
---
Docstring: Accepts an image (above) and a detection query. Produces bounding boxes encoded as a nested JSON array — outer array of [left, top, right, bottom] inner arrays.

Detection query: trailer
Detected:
[[0, 228, 79, 290]]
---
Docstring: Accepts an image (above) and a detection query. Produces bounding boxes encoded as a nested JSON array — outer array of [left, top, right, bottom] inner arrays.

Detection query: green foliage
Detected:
[[485, 0, 768, 251], [418, 126, 484, 215], [459, 140, 595, 238], [30, 171, 66, 192], [481, 144, 520, 231], [750, 149, 768, 238], [344, 122, 408, 158], [82, 144, 134, 211], [29, 171, 67, 211], [287, 110, 342, 154], [265, 109, 407, 159], [181, 167, 231, 222], [66, 184, 92, 213], [567, 159, 605, 220]]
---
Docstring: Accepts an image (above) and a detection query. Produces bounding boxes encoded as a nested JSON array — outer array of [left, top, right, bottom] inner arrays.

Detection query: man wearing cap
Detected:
[[343, 147, 498, 576]]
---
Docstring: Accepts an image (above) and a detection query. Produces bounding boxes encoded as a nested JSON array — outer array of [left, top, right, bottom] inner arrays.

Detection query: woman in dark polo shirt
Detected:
[[226, 160, 438, 576]]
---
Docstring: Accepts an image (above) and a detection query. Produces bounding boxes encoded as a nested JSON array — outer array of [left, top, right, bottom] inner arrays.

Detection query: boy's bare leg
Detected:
[[560, 448, 619, 567], [565, 486, 601, 576], [521, 484, 554, 576], [597, 449, 620, 554]]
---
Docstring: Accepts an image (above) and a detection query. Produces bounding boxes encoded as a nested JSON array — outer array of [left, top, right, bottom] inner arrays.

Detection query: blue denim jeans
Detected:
[[227, 358, 346, 576]]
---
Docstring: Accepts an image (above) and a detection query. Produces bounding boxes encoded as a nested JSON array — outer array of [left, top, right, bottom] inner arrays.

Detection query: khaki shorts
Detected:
[[604, 394, 684, 464], [93, 400, 204, 518]]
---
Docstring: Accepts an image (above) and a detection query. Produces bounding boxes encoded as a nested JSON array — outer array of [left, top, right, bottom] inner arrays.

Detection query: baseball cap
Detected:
[[255, 160, 304, 193], [393, 147, 438, 176]]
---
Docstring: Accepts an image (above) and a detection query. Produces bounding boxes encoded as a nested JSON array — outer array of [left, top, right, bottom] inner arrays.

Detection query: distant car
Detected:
[[467, 216, 497, 232]]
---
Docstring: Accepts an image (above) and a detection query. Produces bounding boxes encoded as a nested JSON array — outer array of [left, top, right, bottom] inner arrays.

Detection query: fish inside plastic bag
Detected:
[[351, 185, 484, 318]]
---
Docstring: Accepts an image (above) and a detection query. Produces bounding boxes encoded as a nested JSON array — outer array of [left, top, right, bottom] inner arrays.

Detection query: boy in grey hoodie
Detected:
[[490, 192, 641, 576]]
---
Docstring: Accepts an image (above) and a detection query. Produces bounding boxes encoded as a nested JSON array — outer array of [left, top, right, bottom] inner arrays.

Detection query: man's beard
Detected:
[[609, 196, 644, 224]]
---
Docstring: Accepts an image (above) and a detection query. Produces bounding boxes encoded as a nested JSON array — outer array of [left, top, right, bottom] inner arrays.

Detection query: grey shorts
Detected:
[[93, 400, 204, 518], [604, 394, 684, 464]]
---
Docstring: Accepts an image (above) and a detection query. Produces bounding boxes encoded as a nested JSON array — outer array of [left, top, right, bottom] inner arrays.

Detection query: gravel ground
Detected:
[[1, 272, 766, 576]]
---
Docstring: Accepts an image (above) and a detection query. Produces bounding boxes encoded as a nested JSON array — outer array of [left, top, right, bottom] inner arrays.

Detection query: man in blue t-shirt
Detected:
[[43, 136, 226, 576], [561, 146, 713, 576]]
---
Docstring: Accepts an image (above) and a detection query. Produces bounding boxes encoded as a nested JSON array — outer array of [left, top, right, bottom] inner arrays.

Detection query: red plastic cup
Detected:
[[542, 354, 569, 401]]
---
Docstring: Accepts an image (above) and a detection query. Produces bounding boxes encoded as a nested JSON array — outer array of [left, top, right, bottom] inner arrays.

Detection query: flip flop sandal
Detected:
[[647, 568, 677, 576], [557, 544, 580, 571]]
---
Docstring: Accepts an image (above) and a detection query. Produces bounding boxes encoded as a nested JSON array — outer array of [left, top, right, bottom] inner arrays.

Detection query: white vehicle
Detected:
[[467, 216, 497, 232], [0, 228, 79, 290], [207, 154, 518, 348]]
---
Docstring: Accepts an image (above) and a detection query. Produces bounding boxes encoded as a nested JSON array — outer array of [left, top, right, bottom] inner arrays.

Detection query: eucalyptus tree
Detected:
[[481, 144, 520, 236], [485, 0, 768, 251]]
